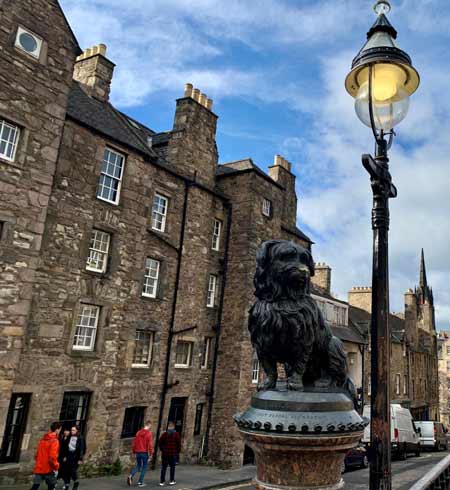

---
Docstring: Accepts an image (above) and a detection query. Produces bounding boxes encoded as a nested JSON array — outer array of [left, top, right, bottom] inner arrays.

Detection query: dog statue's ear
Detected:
[[254, 240, 279, 299], [306, 249, 315, 277]]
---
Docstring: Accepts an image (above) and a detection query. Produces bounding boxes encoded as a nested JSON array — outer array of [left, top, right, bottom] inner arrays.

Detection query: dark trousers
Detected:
[[63, 466, 79, 488], [30, 473, 57, 490], [160, 455, 176, 483]]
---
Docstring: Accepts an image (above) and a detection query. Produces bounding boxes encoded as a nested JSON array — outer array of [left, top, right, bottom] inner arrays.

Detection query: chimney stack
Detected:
[[311, 263, 332, 294], [183, 83, 214, 111], [348, 287, 372, 314], [73, 44, 115, 102]]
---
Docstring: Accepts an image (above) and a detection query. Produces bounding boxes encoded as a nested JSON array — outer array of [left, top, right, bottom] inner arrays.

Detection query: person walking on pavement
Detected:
[[30, 422, 62, 490], [58, 429, 70, 486], [59, 426, 86, 490], [127, 421, 153, 488], [159, 421, 181, 486]]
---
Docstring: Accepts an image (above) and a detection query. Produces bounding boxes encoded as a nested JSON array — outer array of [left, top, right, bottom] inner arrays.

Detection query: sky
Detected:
[[59, 0, 450, 331]]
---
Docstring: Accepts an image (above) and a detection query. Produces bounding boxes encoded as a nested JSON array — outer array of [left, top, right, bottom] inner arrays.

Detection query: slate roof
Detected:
[[331, 325, 366, 345], [216, 159, 283, 189], [67, 82, 159, 161]]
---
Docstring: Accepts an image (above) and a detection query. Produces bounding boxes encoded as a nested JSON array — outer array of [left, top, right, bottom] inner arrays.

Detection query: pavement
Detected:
[[0, 464, 255, 490]]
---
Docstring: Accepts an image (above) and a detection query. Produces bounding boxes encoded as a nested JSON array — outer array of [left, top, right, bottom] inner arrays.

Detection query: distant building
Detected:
[[348, 250, 439, 421], [437, 331, 450, 427]]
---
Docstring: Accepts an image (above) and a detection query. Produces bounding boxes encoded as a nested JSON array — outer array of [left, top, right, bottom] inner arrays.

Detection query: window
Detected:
[[206, 275, 217, 308], [15, 26, 43, 59], [395, 374, 401, 395], [0, 119, 20, 162], [447, 361, 450, 373], [142, 258, 160, 298], [201, 337, 212, 369], [367, 379, 371, 396], [404, 375, 408, 395], [447, 379, 450, 391], [132, 330, 154, 368], [73, 305, 100, 351], [151, 194, 168, 232], [348, 352, 356, 366], [252, 354, 260, 384], [59, 392, 90, 434], [86, 229, 110, 273], [121, 407, 145, 439], [97, 147, 125, 204], [212, 219, 222, 251], [0, 394, 31, 464], [262, 198, 272, 217], [0, 221, 4, 240], [175, 341, 193, 368], [193, 403, 204, 436], [447, 346, 450, 355]]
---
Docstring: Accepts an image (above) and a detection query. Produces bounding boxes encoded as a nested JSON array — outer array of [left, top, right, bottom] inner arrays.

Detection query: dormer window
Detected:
[[15, 27, 43, 59]]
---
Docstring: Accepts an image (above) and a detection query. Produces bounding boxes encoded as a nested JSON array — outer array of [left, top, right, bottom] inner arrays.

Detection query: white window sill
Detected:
[[72, 346, 94, 352], [142, 293, 157, 299], [174, 364, 191, 369], [86, 266, 106, 274], [206, 304, 215, 309], [132, 364, 150, 369], [151, 226, 166, 233], [97, 196, 120, 206]]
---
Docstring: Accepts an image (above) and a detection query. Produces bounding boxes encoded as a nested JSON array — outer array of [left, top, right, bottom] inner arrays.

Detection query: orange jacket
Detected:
[[33, 432, 60, 474]]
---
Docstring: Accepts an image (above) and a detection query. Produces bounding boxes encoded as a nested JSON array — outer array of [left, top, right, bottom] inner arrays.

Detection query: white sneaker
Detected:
[[169, 482, 176, 486], [159, 483, 165, 487]]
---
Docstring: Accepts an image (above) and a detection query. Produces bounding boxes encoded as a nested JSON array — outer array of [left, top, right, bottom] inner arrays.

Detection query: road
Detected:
[[228, 450, 450, 490]]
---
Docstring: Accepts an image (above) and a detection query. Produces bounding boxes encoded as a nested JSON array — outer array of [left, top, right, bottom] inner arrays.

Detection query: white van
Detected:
[[414, 421, 448, 451], [362, 404, 421, 459]]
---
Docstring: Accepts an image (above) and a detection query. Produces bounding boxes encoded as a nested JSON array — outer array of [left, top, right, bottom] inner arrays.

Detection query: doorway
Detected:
[[243, 444, 255, 465], [168, 397, 187, 436], [0, 394, 31, 463]]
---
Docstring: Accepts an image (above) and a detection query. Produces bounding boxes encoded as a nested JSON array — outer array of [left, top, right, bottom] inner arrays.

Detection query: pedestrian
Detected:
[[30, 421, 61, 490], [127, 420, 153, 488], [158, 421, 181, 486], [59, 426, 86, 490], [58, 429, 70, 485]]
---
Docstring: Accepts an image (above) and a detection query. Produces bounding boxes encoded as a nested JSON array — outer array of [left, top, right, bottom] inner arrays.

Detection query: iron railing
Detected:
[[410, 454, 450, 490]]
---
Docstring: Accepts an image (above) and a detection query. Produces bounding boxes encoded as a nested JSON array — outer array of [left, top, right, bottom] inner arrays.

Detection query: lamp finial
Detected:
[[374, 1, 391, 16]]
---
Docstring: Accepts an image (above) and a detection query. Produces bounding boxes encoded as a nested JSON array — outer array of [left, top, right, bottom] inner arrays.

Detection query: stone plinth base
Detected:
[[234, 387, 367, 490], [242, 429, 362, 490]]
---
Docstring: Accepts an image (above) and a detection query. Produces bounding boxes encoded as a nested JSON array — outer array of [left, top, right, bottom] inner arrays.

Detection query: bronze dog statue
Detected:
[[249, 240, 356, 399]]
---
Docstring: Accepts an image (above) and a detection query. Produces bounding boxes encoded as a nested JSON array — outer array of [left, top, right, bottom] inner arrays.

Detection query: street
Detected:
[[230, 450, 450, 490]]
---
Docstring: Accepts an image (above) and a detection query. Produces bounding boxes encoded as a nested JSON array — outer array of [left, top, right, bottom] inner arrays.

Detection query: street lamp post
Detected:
[[345, 2, 420, 490]]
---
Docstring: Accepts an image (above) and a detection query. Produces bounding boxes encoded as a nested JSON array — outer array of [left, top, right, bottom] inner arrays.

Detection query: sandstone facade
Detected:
[[0, 1, 316, 481], [437, 332, 450, 428]]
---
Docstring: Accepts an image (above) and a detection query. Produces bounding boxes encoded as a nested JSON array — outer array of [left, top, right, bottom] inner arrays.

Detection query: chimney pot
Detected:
[[98, 44, 107, 56], [184, 83, 193, 98], [199, 93, 207, 106], [206, 98, 213, 110], [85, 47, 92, 57], [192, 88, 200, 102]]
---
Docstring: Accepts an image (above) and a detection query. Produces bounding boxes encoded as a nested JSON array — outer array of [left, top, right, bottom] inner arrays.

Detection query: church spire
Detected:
[[420, 248, 428, 288]]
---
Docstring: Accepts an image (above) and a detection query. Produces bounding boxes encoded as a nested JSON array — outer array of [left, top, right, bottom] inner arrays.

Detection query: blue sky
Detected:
[[60, 0, 450, 330]]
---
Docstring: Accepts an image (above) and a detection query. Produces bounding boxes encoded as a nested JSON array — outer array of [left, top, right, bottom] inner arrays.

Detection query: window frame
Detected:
[[395, 373, 401, 395], [132, 330, 154, 368], [86, 229, 111, 274], [59, 391, 91, 434], [121, 406, 146, 439], [142, 258, 161, 299], [72, 304, 100, 352], [96, 147, 125, 205], [211, 219, 222, 251], [174, 340, 193, 368], [404, 374, 408, 395], [251, 354, 260, 384], [151, 193, 169, 232], [0, 119, 20, 163], [206, 274, 217, 308], [15, 26, 43, 60], [262, 198, 272, 217], [193, 403, 204, 436], [201, 337, 212, 369]]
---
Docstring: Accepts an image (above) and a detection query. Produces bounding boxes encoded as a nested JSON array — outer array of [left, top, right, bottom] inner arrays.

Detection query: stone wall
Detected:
[[0, 0, 78, 477]]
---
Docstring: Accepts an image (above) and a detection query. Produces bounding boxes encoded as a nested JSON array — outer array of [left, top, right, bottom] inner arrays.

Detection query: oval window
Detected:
[[19, 32, 38, 54]]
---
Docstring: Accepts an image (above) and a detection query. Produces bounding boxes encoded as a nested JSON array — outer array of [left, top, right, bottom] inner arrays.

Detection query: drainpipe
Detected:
[[202, 201, 232, 459], [359, 343, 366, 414], [152, 179, 191, 467]]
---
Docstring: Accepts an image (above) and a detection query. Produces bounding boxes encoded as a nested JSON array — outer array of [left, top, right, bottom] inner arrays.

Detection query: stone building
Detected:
[[348, 250, 439, 421], [0, 0, 315, 481], [437, 331, 450, 428]]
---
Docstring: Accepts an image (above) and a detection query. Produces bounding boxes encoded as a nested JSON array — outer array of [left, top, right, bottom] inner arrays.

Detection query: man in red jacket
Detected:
[[127, 421, 153, 488], [30, 422, 62, 490]]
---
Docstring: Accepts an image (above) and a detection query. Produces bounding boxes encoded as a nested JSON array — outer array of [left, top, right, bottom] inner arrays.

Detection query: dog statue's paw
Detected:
[[287, 376, 304, 391], [258, 377, 277, 391]]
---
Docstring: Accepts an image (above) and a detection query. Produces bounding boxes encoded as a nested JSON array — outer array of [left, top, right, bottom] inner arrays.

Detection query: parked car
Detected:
[[414, 421, 448, 451], [343, 443, 369, 472], [362, 404, 421, 460]]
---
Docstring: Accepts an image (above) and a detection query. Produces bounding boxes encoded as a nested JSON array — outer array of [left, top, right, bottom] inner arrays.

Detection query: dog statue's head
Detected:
[[254, 240, 315, 301]]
